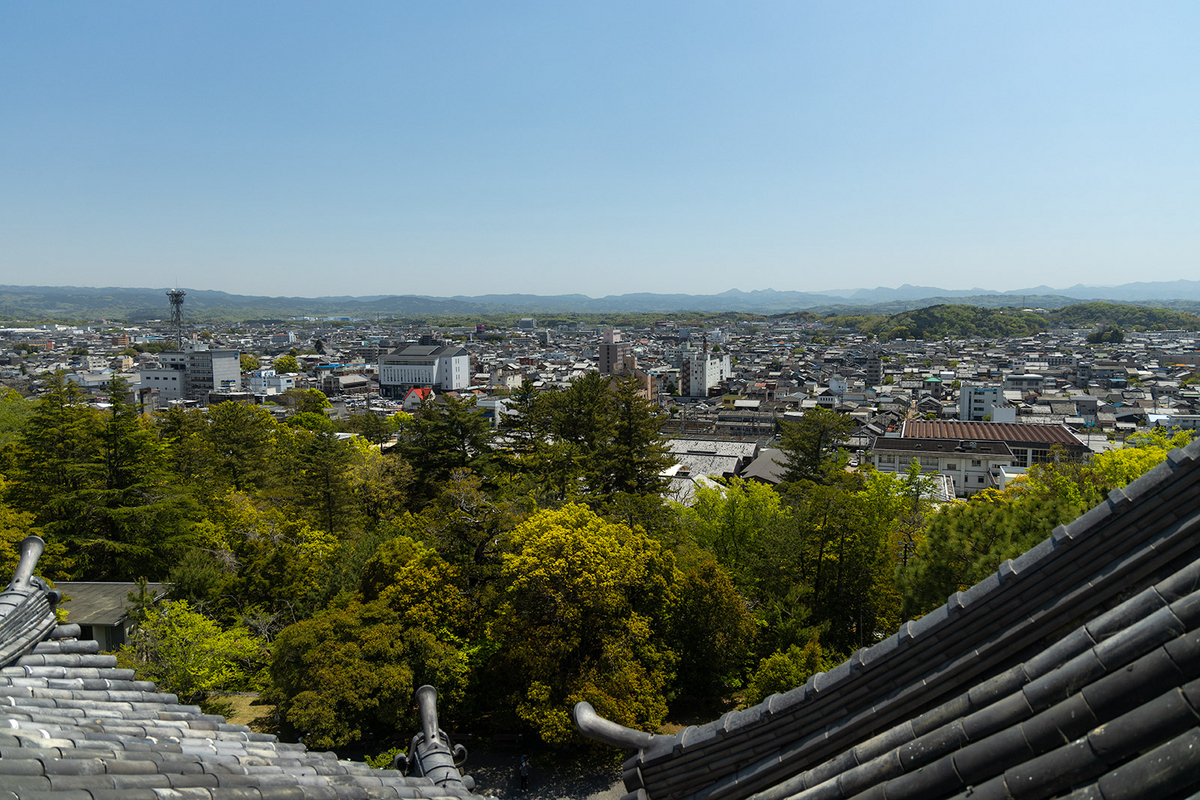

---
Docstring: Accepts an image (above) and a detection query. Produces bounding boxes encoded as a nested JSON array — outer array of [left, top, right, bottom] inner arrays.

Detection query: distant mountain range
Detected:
[[2, 280, 1200, 321]]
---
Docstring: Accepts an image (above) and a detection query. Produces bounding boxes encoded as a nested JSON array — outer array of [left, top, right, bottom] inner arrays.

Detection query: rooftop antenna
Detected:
[[166, 288, 186, 349]]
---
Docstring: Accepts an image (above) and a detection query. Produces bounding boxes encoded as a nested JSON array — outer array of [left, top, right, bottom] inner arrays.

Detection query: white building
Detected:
[[139, 368, 185, 402], [140, 345, 240, 404], [959, 384, 1016, 423], [379, 344, 469, 396], [680, 348, 732, 398], [869, 437, 1015, 497], [247, 369, 296, 396]]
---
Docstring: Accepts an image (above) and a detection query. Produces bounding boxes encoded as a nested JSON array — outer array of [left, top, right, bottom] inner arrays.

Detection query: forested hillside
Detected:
[[825, 301, 1200, 340], [827, 305, 1047, 339], [0, 381, 1191, 758], [1044, 301, 1200, 330]]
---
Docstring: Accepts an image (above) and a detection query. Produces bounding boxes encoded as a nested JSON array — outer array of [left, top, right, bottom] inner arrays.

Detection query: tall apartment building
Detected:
[[140, 345, 240, 404], [597, 329, 656, 400], [599, 329, 633, 375], [959, 383, 1015, 422], [865, 358, 883, 386], [680, 345, 732, 398], [378, 344, 469, 396]]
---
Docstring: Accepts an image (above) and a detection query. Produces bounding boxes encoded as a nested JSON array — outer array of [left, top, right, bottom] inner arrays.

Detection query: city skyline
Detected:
[[3, 2, 1197, 297]]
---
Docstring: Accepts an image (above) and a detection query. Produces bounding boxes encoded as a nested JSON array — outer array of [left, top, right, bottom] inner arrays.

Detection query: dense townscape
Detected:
[[1, 299, 1198, 767]]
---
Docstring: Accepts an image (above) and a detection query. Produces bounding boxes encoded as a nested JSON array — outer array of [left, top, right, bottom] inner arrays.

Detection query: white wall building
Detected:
[[138, 369, 185, 402], [379, 345, 470, 396], [247, 369, 296, 396], [959, 383, 1016, 423], [869, 437, 1015, 497], [680, 349, 731, 398], [140, 345, 239, 404]]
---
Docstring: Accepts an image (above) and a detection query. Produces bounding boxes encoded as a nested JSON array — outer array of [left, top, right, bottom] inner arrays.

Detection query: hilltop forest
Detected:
[[821, 302, 1200, 340], [0, 377, 1192, 758]]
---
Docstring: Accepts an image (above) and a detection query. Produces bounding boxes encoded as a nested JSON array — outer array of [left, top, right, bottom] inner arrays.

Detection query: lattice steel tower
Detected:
[[166, 289, 186, 349]]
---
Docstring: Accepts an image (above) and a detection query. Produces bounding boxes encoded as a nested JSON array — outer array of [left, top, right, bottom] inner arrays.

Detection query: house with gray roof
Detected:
[[54, 581, 168, 652]]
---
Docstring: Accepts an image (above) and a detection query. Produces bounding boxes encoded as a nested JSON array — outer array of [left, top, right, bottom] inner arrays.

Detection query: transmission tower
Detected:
[[166, 289, 186, 349]]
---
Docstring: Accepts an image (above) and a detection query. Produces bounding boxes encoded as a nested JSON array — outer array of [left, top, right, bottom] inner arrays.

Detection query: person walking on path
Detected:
[[519, 754, 530, 792]]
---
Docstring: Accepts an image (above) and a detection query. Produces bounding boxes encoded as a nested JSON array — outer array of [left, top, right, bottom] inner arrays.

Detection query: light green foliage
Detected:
[[745, 636, 838, 705], [685, 478, 789, 576], [349, 448, 413, 526], [286, 411, 337, 433], [365, 747, 404, 770], [118, 600, 264, 705], [240, 354, 261, 373], [273, 355, 300, 374], [267, 598, 468, 750], [0, 497, 73, 580], [178, 492, 337, 623], [0, 388, 34, 454], [487, 504, 677, 746], [281, 388, 331, 413], [898, 431, 1194, 618]]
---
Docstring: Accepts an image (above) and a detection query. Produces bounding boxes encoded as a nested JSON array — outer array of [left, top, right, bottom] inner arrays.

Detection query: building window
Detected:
[[978, 476, 985, 484], [971, 459, 982, 467], [945, 461, 958, 470]]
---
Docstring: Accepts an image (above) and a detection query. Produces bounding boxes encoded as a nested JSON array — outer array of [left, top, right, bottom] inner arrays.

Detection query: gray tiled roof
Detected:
[[0, 548, 485, 800], [54, 582, 168, 626], [577, 437, 1200, 800]]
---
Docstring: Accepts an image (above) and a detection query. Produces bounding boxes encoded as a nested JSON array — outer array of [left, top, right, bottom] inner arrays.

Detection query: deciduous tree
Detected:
[[484, 504, 677, 746]]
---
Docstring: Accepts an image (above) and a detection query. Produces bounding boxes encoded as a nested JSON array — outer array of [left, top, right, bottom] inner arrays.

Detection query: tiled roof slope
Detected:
[[576, 437, 1200, 800], [902, 420, 1085, 447], [0, 545, 485, 800]]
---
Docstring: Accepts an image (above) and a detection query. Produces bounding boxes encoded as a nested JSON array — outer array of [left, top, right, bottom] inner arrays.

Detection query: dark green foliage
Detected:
[[528, 372, 672, 503], [601, 377, 672, 497], [778, 407, 855, 484], [668, 561, 756, 698], [9, 374, 197, 579], [896, 489, 1080, 619], [292, 430, 358, 537], [397, 396, 494, 504], [828, 301, 1200, 341], [1087, 324, 1125, 343], [347, 411, 397, 446], [203, 402, 277, 491]]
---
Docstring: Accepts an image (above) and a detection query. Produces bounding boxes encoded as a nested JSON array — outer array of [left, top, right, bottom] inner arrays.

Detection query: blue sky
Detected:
[[2, 3, 1197, 298]]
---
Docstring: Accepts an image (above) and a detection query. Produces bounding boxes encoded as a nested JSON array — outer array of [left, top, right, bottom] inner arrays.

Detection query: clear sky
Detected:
[[2, 2, 1197, 298]]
